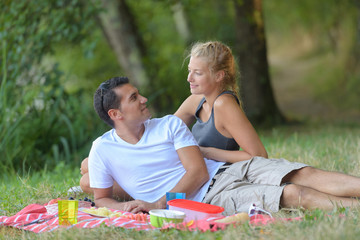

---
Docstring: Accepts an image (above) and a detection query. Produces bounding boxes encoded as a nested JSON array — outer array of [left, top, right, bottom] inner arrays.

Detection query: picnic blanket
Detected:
[[0, 201, 302, 233]]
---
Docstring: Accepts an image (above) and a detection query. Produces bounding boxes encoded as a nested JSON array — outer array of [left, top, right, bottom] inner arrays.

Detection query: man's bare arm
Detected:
[[152, 145, 209, 208], [93, 186, 157, 213], [94, 145, 209, 213]]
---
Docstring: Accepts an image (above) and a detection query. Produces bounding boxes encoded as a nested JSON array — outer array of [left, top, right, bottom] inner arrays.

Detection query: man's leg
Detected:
[[79, 158, 132, 201], [80, 157, 89, 175], [79, 173, 92, 195], [281, 183, 360, 210], [282, 166, 360, 197]]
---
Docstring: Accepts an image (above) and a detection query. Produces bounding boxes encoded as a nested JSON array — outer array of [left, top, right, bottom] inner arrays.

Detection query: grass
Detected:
[[1, 122, 360, 239], [261, 122, 360, 174]]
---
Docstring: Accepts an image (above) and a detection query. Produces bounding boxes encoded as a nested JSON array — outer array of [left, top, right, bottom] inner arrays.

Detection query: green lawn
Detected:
[[1, 122, 360, 239]]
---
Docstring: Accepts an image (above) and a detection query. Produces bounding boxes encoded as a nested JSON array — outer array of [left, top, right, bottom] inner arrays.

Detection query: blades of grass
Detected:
[[60, 136, 71, 164], [60, 114, 76, 153], [1, 41, 7, 100], [52, 144, 60, 164]]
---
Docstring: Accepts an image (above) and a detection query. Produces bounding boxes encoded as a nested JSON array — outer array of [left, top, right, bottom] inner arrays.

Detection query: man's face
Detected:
[[114, 83, 151, 124]]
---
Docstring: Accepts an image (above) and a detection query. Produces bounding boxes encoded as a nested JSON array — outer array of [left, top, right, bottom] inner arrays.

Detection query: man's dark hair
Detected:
[[94, 77, 129, 127]]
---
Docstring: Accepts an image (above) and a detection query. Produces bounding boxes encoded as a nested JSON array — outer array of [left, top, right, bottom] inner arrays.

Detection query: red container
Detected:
[[167, 199, 224, 221]]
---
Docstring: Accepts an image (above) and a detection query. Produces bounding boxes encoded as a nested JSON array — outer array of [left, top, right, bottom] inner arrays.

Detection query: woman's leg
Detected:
[[281, 183, 360, 210], [283, 166, 360, 197]]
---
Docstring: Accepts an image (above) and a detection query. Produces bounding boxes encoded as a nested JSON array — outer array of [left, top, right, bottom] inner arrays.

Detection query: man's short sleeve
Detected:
[[166, 115, 198, 150], [88, 140, 114, 189]]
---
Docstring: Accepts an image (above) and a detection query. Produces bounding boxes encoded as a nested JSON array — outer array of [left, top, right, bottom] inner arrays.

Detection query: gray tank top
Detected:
[[192, 91, 240, 150]]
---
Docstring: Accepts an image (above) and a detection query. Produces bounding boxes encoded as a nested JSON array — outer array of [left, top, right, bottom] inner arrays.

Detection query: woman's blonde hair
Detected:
[[188, 41, 240, 100]]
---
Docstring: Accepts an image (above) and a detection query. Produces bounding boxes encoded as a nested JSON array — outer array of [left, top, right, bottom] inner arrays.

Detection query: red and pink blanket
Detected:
[[0, 201, 302, 233]]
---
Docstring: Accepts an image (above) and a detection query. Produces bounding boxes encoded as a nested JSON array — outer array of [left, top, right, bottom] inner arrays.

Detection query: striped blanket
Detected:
[[0, 201, 301, 233]]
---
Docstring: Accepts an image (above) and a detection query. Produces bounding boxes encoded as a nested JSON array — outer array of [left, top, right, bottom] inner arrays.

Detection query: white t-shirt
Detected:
[[88, 115, 224, 202]]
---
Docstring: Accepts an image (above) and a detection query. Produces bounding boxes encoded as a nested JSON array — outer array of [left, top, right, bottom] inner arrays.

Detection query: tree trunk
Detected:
[[353, 0, 360, 66], [96, 0, 148, 88], [171, 1, 191, 44], [233, 0, 285, 125]]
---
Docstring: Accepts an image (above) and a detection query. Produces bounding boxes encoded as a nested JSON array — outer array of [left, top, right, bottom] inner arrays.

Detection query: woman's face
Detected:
[[187, 56, 217, 95]]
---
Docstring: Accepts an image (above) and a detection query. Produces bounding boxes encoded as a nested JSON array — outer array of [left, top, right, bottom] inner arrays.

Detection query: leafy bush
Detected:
[[0, 0, 105, 174], [0, 44, 106, 174]]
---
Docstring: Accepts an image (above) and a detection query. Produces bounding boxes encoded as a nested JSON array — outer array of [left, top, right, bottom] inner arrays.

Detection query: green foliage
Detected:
[[127, 0, 237, 116], [127, 0, 189, 116], [263, 0, 360, 110], [0, 0, 359, 176], [0, 47, 105, 174], [52, 31, 124, 94], [264, 0, 356, 38], [0, 0, 100, 81], [0, 0, 106, 174], [182, 0, 235, 43]]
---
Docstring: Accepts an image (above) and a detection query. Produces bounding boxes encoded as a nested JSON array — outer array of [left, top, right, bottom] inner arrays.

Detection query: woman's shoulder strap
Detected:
[[217, 91, 240, 105], [196, 97, 206, 109]]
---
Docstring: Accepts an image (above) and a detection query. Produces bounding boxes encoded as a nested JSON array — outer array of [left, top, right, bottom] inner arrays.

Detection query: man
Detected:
[[83, 77, 223, 213]]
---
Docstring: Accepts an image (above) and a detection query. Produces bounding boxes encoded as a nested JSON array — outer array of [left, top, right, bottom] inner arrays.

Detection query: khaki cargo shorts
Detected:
[[202, 156, 308, 215]]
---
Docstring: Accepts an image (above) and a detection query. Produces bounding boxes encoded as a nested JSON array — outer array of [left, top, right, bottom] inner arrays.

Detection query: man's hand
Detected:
[[122, 200, 159, 213], [94, 186, 166, 214]]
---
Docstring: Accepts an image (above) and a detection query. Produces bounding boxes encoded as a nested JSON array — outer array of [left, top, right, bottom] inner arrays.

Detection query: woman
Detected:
[[175, 41, 267, 163], [173, 41, 360, 214]]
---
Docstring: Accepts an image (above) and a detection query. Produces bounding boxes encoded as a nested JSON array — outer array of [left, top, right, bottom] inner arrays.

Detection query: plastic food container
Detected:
[[167, 199, 224, 221], [149, 209, 186, 227]]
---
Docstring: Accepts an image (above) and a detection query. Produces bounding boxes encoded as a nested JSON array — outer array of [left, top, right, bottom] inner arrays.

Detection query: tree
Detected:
[[95, 0, 190, 115], [233, 0, 285, 125], [351, 0, 360, 70], [170, 0, 192, 44], [92, 0, 286, 125], [95, 0, 149, 88]]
